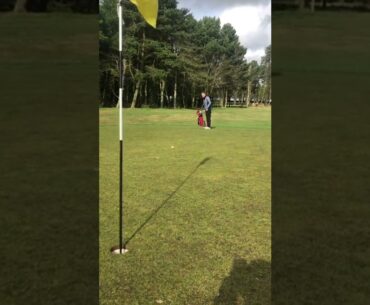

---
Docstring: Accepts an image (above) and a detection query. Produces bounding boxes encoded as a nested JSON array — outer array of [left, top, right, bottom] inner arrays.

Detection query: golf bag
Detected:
[[196, 110, 205, 127]]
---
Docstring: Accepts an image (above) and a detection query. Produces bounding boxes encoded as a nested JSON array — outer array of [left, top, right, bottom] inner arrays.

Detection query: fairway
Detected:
[[100, 108, 271, 305]]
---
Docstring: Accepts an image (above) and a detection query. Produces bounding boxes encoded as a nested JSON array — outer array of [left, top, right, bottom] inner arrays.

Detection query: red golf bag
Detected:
[[196, 110, 205, 127]]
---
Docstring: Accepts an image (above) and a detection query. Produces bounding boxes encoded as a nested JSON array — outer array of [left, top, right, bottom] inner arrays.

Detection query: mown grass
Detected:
[[100, 107, 271, 305]]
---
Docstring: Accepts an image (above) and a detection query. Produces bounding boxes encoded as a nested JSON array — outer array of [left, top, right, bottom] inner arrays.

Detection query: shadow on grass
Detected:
[[214, 258, 271, 305], [124, 157, 212, 246]]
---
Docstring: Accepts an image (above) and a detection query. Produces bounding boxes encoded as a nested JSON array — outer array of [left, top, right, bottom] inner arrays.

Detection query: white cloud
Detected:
[[178, 0, 270, 18], [220, 4, 271, 63], [244, 48, 266, 63]]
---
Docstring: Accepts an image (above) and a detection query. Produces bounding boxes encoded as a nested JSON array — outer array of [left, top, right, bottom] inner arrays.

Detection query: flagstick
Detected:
[[111, 0, 127, 255], [118, 0, 125, 254], [112, 0, 157, 255]]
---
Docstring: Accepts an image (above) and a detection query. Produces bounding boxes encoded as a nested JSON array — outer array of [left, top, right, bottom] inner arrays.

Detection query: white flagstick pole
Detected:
[[118, 0, 125, 254]]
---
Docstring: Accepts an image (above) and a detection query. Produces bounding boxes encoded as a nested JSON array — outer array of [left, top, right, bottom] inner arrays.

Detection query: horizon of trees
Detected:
[[100, 0, 271, 108]]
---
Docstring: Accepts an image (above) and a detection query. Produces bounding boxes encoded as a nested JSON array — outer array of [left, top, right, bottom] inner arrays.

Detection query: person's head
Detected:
[[201, 92, 206, 98]]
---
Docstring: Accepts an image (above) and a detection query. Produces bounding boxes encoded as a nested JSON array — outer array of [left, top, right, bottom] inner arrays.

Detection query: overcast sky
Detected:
[[177, 0, 271, 63]]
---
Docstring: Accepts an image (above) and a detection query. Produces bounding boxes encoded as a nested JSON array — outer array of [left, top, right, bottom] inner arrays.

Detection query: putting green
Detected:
[[100, 107, 271, 305]]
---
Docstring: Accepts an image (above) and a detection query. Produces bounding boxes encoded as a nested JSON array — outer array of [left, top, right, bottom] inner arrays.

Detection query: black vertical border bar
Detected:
[[272, 8, 370, 305], [0, 12, 99, 305]]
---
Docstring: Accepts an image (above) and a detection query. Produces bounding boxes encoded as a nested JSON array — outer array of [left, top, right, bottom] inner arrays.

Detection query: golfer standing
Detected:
[[201, 92, 212, 129]]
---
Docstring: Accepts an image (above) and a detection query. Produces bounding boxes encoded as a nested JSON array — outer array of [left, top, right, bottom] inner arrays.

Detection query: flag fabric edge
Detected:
[[130, 0, 158, 28]]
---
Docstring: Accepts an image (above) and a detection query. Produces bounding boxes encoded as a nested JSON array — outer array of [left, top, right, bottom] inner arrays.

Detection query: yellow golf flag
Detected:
[[130, 0, 158, 28]]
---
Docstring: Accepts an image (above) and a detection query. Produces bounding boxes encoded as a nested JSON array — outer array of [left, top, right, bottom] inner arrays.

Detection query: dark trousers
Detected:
[[205, 109, 212, 128]]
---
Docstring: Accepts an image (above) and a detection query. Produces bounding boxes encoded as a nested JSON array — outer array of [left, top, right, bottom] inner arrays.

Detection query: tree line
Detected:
[[100, 0, 271, 108]]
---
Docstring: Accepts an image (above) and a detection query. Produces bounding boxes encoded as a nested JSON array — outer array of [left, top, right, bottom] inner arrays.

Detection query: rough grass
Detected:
[[99, 107, 271, 305]]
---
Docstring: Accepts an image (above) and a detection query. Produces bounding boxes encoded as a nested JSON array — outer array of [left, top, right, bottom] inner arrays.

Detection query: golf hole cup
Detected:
[[110, 246, 128, 255]]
